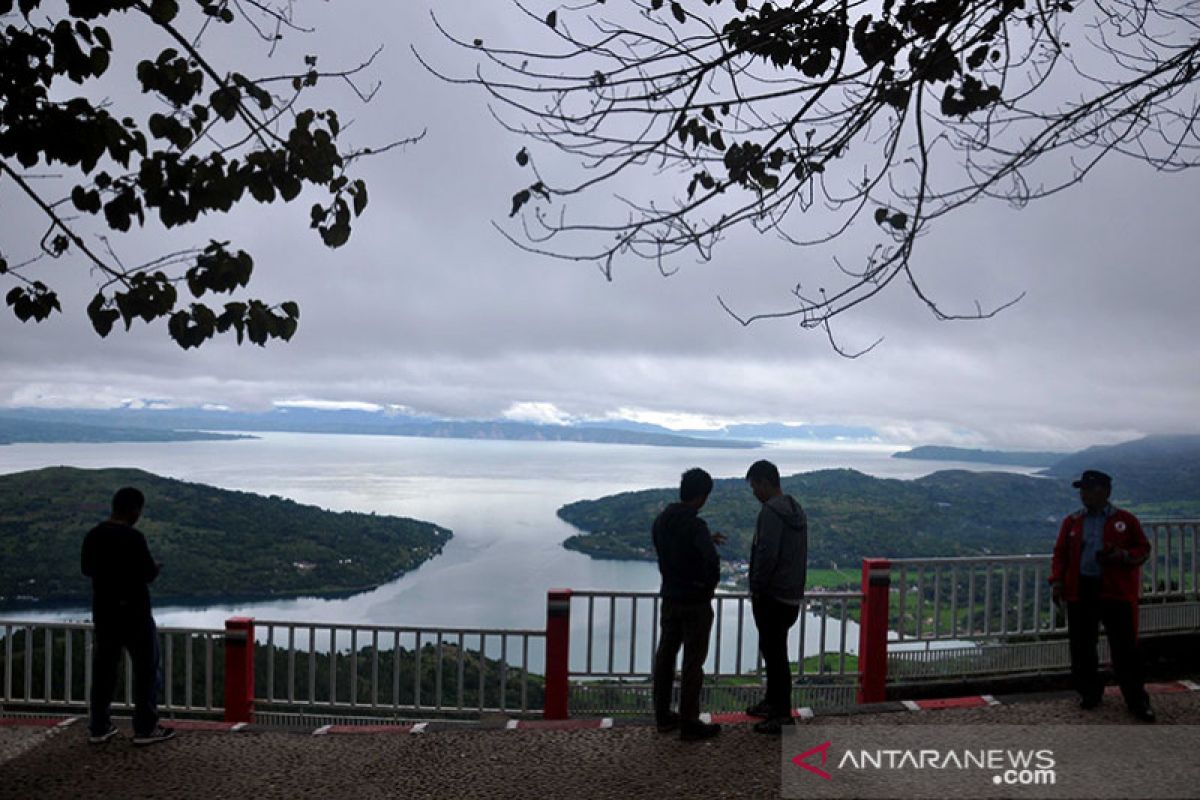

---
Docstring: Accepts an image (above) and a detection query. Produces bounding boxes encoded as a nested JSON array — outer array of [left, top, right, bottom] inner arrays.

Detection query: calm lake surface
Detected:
[[0, 434, 1031, 666]]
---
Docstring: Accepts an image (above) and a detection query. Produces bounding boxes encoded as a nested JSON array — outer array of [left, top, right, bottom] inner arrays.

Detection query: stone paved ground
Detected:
[[2, 688, 1198, 800]]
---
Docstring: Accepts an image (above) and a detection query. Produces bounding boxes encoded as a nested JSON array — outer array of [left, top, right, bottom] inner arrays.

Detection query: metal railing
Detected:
[[1143, 520, 1200, 598], [0, 620, 225, 714], [890, 555, 1064, 642], [562, 590, 862, 714], [884, 520, 1200, 682], [253, 620, 545, 717], [567, 589, 861, 680], [4, 520, 1195, 720]]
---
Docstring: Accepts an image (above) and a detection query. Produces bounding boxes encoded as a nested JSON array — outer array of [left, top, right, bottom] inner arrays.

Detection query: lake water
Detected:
[[0, 434, 1026, 668]]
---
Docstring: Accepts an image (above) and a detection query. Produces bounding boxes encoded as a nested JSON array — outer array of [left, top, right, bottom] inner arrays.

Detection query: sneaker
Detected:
[[656, 711, 681, 733], [132, 726, 176, 746], [745, 699, 772, 718], [679, 721, 721, 741], [753, 715, 796, 735], [88, 723, 119, 744]]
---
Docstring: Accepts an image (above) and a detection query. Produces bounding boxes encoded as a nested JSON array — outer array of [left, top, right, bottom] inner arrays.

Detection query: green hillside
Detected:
[[558, 466, 1200, 568], [0, 467, 451, 608]]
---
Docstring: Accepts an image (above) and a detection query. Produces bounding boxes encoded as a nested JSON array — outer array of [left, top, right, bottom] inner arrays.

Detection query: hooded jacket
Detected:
[[749, 494, 808, 603], [81, 521, 160, 622], [652, 502, 720, 603]]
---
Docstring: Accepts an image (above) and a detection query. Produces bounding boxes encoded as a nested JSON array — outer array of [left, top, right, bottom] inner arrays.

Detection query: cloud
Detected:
[[502, 401, 574, 426], [274, 400, 385, 413], [0, 2, 1197, 451]]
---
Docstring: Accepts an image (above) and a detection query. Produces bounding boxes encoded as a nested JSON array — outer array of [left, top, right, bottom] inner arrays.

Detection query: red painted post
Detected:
[[223, 617, 255, 724], [543, 589, 572, 720], [857, 559, 891, 704]]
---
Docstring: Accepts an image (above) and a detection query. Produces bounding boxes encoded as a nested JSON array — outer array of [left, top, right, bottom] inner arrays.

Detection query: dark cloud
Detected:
[[0, 3, 1196, 449]]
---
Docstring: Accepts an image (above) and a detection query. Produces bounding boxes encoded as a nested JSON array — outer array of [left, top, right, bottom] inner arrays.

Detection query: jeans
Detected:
[[89, 613, 161, 737], [1067, 577, 1148, 709], [652, 599, 714, 723], [752, 595, 801, 717]]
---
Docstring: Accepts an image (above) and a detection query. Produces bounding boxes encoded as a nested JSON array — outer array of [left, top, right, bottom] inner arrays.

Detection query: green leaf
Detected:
[[509, 189, 531, 217], [149, 0, 180, 25], [210, 86, 240, 121], [352, 181, 368, 216], [320, 222, 351, 248], [86, 293, 118, 337]]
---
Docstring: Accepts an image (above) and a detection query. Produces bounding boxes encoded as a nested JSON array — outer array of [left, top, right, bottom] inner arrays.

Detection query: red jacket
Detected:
[[1049, 506, 1150, 603]]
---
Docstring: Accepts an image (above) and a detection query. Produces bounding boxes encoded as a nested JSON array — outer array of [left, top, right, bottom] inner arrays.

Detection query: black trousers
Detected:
[[652, 599, 714, 723], [90, 613, 161, 737], [1067, 577, 1148, 709], [752, 595, 801, 717]]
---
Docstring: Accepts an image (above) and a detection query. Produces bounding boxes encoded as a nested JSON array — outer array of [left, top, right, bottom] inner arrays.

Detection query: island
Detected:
[[0, 467, 451, 609], [559, 469, 1069, 573], [560, 434, 1200, 572], [892, 446, 1064, 468]]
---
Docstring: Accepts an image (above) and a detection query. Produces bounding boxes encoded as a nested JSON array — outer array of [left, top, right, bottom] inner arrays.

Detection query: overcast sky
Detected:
[[0, 3, 1196, 450]]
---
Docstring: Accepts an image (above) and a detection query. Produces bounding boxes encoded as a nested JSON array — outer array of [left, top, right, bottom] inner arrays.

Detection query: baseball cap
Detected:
[[1072, 469, 1113, 489]]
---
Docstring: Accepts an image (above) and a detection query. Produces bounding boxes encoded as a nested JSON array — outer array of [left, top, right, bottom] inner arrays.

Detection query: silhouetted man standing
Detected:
[[82, 487, 175, 745], [652, 468, 722, 741], [1050, 469, 1154, 722], [744, 459, 808, 734]]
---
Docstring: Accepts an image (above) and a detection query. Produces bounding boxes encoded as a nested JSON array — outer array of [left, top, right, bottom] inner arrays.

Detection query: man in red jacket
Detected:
[[1049, 470, 1154, 721]]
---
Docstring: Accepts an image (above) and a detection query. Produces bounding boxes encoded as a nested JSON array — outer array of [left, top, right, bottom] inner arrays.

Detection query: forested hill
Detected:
[[558, 467, 1190, 566], [0, 467, 451, 609], [1042, 434, 1200, 508]]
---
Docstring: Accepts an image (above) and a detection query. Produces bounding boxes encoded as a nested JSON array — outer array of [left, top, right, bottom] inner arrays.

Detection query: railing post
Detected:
[[544, 589, 572, 720], [223, 617, 255, 724], [857, 559, 890, 704]]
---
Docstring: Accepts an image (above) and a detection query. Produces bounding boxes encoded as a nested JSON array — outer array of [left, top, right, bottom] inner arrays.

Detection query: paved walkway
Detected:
[[3, 682, 1198, 799]]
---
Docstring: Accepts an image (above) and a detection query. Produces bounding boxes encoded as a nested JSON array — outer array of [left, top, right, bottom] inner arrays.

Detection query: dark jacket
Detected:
[[1049, 506, 1149, 604], [749, 494, 808, 602], [652, 503, 720, 603], [81, 521, 160, 622]]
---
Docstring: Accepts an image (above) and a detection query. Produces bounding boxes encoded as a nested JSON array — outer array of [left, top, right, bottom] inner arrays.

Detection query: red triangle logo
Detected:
[[792, 740, 833, 781]]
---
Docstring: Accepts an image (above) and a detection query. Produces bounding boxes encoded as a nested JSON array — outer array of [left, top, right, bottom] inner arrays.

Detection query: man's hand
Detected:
[[1098, 545, 1127, 565], [1051, 581, 1064, 603], [711, 531, 727, 546]]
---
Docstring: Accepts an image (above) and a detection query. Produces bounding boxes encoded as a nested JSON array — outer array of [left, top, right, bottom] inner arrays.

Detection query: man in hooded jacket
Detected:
[[744, 459, 808, 734], [651, 467, 723, 741]]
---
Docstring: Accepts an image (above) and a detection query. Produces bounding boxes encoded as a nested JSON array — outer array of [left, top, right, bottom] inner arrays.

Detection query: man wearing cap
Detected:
[[1049, 470, 1154, 721]]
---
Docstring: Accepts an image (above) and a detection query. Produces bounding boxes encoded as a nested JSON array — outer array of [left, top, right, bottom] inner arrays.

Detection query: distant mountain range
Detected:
[[0, 416, 254, 446], [0, 407, 759, 450], [584, 420, 879, 442]]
